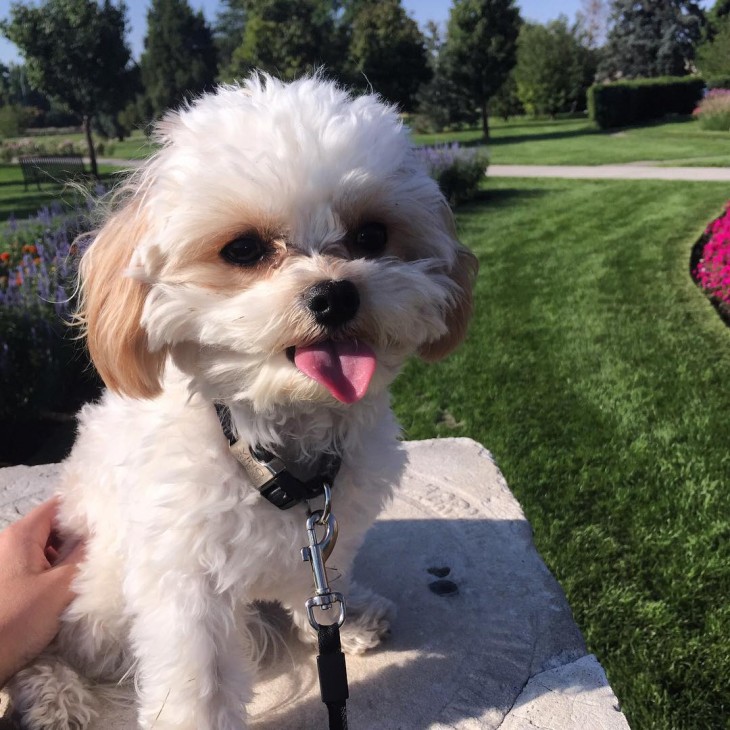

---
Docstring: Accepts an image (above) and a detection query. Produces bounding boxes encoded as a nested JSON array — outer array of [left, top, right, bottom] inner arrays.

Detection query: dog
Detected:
[[9, 73, 477, 730]]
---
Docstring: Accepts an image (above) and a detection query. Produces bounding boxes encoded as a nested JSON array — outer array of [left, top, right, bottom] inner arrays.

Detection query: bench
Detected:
[[18, 154, 88, 191]]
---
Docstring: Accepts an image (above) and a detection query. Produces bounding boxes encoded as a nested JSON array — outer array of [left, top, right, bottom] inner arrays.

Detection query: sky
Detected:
[[0, 0, 717, 66]]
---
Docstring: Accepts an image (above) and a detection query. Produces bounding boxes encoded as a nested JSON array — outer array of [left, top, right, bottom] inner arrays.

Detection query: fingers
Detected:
[[56, 539, 85, 569], [15, 497, 60, 550], [42, 541, 85, 609]]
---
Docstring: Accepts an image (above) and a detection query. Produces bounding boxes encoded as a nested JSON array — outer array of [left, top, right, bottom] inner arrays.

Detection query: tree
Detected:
[[697, 15, 730, 78], [348, 0, 430, 110], [415, 20, 478, 131], [600, 0, 706, 79], [575, 0, 610, 49], [215, 0, 248, 72], [514, 18, 596, 117], [2, 0, 134, 178], [709, 0, 730, 26], [221, 0, 343, 82], [141, 0, 218, 119], [441, 0, 521, 139]]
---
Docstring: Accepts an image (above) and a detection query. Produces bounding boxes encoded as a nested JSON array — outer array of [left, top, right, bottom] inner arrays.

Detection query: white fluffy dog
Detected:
[[9, 74, 477, 730]]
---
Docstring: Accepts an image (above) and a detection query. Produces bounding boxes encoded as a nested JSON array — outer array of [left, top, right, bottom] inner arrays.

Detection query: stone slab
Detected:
[[0, 438, 630, 729]]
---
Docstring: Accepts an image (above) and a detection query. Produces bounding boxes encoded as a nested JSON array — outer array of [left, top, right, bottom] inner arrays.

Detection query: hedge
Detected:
[[706, 76, 730, 90], [588, 76, 705, 129]]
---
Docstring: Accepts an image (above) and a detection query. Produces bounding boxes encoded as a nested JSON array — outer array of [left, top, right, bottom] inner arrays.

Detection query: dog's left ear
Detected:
[[418, 203, 478, 362]]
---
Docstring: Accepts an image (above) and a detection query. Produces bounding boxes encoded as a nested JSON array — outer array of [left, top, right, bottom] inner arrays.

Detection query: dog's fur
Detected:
[[9, 74, 477, 730]]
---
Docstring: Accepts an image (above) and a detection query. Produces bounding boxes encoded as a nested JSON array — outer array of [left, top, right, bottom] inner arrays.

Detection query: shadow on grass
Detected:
[[460, 187, 549, 211], [489, 126, 601, 147], [0, 191, 66, 220], [0, 173, 120, 223]]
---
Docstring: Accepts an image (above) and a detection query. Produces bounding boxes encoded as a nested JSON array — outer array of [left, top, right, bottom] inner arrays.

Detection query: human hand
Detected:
[[0, 498, 83, 687]]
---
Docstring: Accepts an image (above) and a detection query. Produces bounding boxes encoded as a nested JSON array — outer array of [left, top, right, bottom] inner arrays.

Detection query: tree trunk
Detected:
[[481, 101, 490, 140], [83, 115, 99, 180]]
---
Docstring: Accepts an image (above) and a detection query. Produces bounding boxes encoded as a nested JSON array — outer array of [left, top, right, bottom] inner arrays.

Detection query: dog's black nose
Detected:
[[305, 280, 360, 327]]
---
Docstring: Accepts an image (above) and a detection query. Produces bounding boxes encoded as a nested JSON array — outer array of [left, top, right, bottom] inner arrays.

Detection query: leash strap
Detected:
[[302, 501, 349, 730], [318, 623, 349, 730]]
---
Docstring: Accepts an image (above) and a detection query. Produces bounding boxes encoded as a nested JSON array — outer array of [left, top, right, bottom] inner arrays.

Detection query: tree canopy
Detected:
[[2, 0, 134, 177], [348, 0, 430, 110], [221, 0, 342, 81], [141, 0, 218, 119], [697, 13, 730, 78], [514, 17, 596, 117], [600, 0, 706, 79], [441, 0, 521, 139]]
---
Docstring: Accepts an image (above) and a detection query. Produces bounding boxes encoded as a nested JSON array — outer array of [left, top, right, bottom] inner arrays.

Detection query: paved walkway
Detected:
[[98, 157, 730, 182], [489, 163, 730, 182]]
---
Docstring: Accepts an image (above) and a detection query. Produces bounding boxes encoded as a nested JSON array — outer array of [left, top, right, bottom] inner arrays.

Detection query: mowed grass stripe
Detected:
[[413, 116, 730, 167], [392, 178, 730, 730]]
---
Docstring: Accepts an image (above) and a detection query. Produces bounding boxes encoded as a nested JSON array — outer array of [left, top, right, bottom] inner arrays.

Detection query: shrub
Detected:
[[415, 143, 489, 206], [0, 200, 101, 419], [693, 88, 730, 131], [0, 137, 88, 162], [693, 202, 730, 322], [706, 76, 730, 90], [588, 76, 705, 129], [0, 105, 34, 138]]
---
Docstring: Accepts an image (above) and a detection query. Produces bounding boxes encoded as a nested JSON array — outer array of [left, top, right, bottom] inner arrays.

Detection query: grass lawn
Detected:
[[5, 128, 155, 161], [392, 177, 730, 729], [0, 164, 127, 222], [413, 116, 730, 167]]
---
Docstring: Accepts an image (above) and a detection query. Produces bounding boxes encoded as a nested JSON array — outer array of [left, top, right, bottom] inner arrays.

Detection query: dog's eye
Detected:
[[354, 222, 387, 256], [220, 235, 266, 266]]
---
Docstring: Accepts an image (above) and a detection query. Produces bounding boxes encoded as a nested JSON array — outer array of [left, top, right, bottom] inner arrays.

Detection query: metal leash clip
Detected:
[[301, 484, 347, 630]]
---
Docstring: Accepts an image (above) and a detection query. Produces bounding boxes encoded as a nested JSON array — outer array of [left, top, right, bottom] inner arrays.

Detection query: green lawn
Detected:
[[0, 164, 126, 222], [392, 177, 730, 730], [5, 128, 155, 161], [413, 116, 730, 167]]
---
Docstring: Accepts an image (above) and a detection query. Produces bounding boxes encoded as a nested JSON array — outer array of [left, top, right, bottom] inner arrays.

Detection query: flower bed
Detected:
[[415, 143, 489, 206], [0, 200, 102, 421], [692, 202, 730, 324]]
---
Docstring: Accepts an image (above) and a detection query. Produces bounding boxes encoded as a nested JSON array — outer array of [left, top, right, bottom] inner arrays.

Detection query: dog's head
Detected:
[[79, 74, 477, 412]]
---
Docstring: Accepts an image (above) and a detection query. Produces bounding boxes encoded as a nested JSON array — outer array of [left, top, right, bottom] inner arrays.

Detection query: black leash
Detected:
[[317, 623, 349, 730], [215, 403, 350, 729], [301, 504, 350, 730]]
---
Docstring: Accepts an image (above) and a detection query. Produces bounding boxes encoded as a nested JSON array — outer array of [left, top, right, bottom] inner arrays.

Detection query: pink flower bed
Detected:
[[694, 203, 730, 308]]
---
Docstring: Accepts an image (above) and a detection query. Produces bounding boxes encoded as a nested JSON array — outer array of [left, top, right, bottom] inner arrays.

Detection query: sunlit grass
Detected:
[[392, 177, 730, 730], [412, 115, 730, 167]]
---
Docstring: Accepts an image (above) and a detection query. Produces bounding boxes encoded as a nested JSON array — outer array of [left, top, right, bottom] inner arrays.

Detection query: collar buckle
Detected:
[[216, 403, 341, 510]]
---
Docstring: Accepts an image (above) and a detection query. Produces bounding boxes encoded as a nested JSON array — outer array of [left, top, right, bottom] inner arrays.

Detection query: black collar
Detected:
[[214, 403, 341, 510]]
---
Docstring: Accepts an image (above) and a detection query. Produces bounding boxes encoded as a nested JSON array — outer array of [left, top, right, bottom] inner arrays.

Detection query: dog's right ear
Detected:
[[79, 204, 167, 399]]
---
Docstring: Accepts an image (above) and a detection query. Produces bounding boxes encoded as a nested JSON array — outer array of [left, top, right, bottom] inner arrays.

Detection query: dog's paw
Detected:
[[339, 588, 396, 655], [9, 657, 96, 730]]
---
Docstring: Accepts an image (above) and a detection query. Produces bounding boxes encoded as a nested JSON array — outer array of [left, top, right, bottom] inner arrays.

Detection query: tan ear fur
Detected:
[[419, 204, 478, 361], [78, 205, 166, 399], [419, 244, 478, 361]]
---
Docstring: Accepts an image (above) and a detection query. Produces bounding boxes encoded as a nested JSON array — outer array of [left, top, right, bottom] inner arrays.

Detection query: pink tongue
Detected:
[[294, 341, 376, 404]]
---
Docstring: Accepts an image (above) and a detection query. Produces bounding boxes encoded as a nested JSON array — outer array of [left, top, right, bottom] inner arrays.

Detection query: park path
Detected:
[[97, 157, 730, 182], [489, 163, 730, 182]]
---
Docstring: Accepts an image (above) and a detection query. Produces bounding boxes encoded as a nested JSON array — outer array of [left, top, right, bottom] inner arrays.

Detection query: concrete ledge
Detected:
[[0, 438, 630, 729]]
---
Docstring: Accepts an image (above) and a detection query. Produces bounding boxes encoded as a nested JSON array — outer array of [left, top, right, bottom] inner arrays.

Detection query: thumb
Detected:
[[55, 539, 85, 569], [43, 540, 85, 608]]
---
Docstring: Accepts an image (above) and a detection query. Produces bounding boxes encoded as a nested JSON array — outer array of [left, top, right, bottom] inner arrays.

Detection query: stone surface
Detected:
[[0, 438, 630, 729]]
